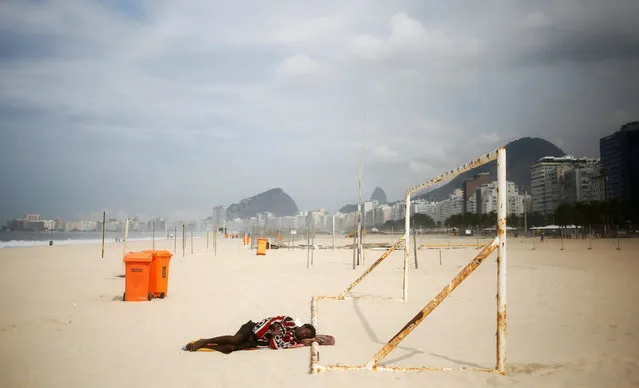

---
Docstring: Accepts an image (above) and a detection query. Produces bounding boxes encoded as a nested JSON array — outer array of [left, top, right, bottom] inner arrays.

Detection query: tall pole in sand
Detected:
[[616, 224, 621, 250], [122, 219, 130, 258], [523, 185, 528, 238], [174, 226, 177, 254], [122, 218, 129, 275], [332, 213, 336, 250], [352, 227, 357, 270], [101, 210, 106, 259], [496, 147, 508, 374], [306, 226, 311, 269], [403, 192, 410, 302], [311, 221, 315, 266], [356, 114, 365, 266], [413, 225, 418, 269], [182, 224, 185, 257], [191, 229, 194, 254]]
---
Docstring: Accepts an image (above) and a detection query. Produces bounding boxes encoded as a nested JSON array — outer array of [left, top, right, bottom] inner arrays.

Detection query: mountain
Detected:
[[226, 188, 298, 219], [416, 137, 566, 201], [370, 187, 388, 204], [339, 204, 358, 213], [339, 187, 388, 213]]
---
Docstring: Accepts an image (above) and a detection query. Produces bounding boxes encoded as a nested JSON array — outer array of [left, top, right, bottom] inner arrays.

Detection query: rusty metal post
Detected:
[[406, 150, 499, 195], [496, 147, 507, 374], [403, 192, 410, 302], [310, 296, 320, 374], [364, 238, 499, 369], [340, 237, 404, 298]]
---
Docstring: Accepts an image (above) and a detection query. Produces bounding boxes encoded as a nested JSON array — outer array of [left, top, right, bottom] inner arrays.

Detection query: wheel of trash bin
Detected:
[[122, 292, 126, 301], [147, 293, 152, 301], [160, 292, 165, 299]]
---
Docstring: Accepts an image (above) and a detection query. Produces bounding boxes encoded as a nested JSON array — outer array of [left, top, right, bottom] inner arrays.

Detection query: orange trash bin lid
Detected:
[[152, 250, 173, 259], [141, 250, 173, 260], [124, 251, 153, 263]]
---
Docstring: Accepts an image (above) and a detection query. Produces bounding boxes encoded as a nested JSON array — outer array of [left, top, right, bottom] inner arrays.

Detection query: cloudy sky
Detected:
[[1, 0, 638, 222]]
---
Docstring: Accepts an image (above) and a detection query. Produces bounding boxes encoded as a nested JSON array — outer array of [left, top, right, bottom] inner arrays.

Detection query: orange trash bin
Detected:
[[123, 251, 153, 302], [256, 238, 267, 256], [148, 250, 173, 299]]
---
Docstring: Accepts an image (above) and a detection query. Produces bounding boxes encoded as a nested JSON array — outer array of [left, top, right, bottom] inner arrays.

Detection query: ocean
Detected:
[[0, 230, 196, 249]]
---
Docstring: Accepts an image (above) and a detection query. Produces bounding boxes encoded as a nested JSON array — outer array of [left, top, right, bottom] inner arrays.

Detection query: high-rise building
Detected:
[[475, 181, 524, 215], [463, 173, 491, 213], [600, 122, 639, 201], [212, 206, 227, 227], [530, 156, 600, 214], [559, 163, 603, 204]]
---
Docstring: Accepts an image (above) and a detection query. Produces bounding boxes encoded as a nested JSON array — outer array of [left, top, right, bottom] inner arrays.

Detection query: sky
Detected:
[[1, 0, 638, 222]]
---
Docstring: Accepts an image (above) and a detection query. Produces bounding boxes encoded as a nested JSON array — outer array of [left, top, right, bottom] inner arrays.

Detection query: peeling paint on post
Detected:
[[496, 147, 507, 374], [406, 151, 499, 195], [365, 238, 499, 369], [310, 296, 320, 374]]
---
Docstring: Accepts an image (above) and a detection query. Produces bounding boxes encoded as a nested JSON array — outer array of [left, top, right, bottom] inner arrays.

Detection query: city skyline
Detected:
[[1, 1, 638, 223], [0, 129, 629, 226]]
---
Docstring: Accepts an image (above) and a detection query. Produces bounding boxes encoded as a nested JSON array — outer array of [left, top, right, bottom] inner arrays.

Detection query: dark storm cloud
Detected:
[[519, 29, 639, 65], [0, 0, 638, 222]]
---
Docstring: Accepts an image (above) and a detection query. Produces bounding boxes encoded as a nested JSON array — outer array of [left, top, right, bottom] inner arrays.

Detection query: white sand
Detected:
[[1, 234, 638, 388]]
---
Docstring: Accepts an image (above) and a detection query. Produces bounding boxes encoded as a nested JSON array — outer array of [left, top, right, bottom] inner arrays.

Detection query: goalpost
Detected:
[[310, 147, 508, 375]]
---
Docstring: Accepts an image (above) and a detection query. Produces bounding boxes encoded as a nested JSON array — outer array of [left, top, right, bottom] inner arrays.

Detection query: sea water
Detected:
[[0, 231, 200, 249]]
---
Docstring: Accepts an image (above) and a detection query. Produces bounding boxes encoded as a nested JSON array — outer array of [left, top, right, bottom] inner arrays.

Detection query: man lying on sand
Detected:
[[185, 315, 320, 354]]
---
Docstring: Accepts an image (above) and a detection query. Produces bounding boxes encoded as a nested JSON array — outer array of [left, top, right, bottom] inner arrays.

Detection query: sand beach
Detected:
[[1, 235, 638, 388]]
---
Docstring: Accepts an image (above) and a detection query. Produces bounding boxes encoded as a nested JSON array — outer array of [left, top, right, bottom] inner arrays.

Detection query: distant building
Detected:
[[212, 206, 228, 227], [463, 173, 491, 213], [600, 122, 639, 201], [435, 189, 465, 222], [379, 204, 393, 224], [559, 163, 603, 204], [475, 181, 529, 216], [7, 214, 46, 231], [414, 201, 437, 220], [530, 156, 600, 214]]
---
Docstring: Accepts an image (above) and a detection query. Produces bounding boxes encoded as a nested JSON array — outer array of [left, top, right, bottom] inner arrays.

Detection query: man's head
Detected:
[[294, 323, 316, 340]]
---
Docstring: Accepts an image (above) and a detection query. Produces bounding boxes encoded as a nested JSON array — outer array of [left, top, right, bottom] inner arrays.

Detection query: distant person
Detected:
[[49, 240, 53, 246], [184, 315, 318, 353]]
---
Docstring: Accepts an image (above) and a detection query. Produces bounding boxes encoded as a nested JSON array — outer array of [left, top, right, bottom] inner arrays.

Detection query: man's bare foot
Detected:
[[186, 340, 206, 351]]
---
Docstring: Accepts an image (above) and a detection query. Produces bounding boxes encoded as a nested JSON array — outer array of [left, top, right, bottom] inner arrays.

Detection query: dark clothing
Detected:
[[251, 316, 299, 349], [234, 316, 300, 350], [234, 320, 258, 350]]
